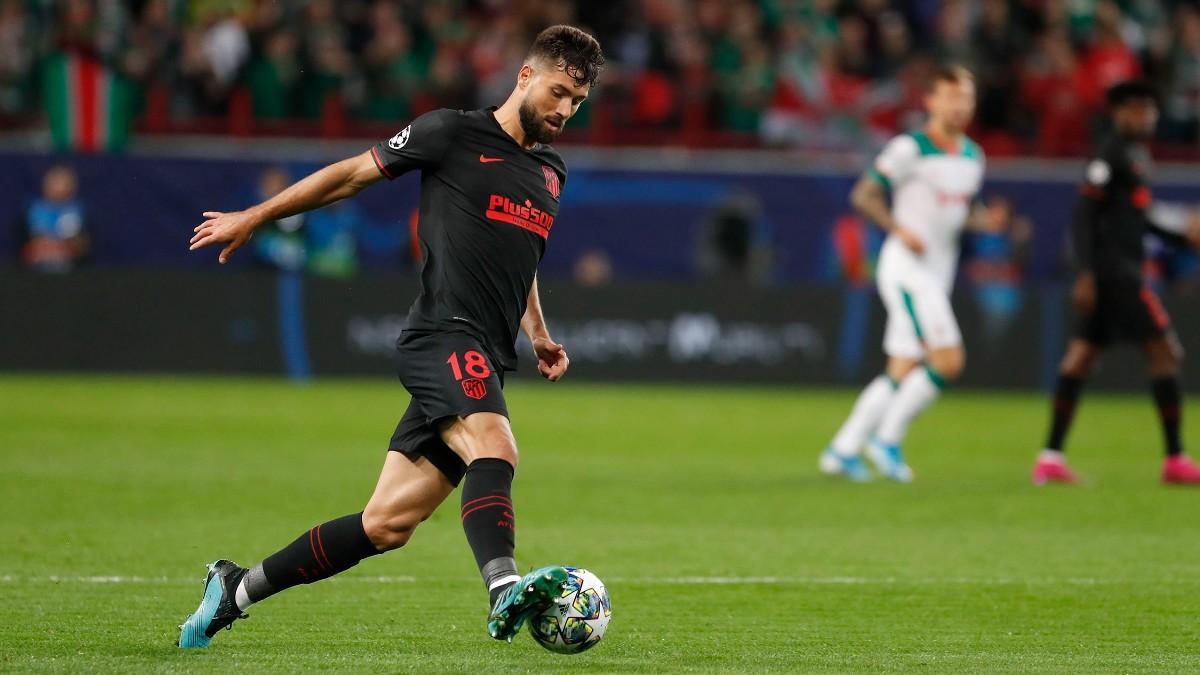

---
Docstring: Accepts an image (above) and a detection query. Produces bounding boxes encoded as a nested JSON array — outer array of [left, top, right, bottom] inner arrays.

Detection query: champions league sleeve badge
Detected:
[[388, 125, 411, 150]]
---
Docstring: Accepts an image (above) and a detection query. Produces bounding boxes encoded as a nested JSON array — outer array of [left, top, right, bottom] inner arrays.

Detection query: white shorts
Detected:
[[877, 270, 962, 359]]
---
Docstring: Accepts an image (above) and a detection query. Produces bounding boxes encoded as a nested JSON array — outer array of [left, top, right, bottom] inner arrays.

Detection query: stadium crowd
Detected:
[[1, 0, 1198, 153]]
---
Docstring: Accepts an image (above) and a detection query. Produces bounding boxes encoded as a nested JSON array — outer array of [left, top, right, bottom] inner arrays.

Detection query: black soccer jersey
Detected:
[[371, 108, 567, 371], [1073, 132, 1184, 282]]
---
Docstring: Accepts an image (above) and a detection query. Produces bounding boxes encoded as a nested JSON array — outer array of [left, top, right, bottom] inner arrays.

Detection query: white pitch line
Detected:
[[0, 574, 418, 584], [632, 576, 1114, 586], [0, 574, 1119, 586]]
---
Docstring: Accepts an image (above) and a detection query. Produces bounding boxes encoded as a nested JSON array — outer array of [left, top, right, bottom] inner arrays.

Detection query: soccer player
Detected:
[[178, 25, 603, 647], [819, 65, 985, 482], [1032, 81, 1200, 485]]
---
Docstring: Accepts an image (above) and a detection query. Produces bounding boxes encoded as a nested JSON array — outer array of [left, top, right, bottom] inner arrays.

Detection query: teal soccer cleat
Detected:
[[866, 437, 914, 483], [178, 559, 248, 648], [487, 565, 570, 642], [819, 448, 872, 482]]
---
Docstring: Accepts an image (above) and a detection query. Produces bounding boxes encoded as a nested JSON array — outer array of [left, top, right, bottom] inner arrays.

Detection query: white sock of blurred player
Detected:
[[875, 367, 943, 447], [828, 375, 898, 456]]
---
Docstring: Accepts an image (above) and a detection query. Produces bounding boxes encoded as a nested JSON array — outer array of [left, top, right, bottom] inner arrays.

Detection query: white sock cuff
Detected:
[[488, 574, 522, 591], [1038, 449, 1066, 463], [234, 577, 253, 612]]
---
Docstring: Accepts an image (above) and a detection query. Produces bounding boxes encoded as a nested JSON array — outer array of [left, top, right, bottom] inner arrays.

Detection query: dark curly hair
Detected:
[[527, 25, 605, 89], [1106, 80, 1158, 108]]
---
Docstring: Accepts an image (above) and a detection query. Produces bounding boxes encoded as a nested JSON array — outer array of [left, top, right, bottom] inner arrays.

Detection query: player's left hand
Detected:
[[532, 337, 569, 382], [189, 210, 258, 264]]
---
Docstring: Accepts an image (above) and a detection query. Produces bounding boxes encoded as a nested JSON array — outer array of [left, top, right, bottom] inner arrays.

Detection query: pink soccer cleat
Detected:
[[1032, 451, 1078, 485], [1162, 455, 1200, 485]]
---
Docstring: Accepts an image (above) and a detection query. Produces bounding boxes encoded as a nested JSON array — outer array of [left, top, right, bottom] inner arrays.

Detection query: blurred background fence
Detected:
[[4, 144, 1199, 389]]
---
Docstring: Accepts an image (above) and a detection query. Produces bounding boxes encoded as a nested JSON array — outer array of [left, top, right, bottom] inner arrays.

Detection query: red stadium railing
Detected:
[[4, 85, 1198, 160]]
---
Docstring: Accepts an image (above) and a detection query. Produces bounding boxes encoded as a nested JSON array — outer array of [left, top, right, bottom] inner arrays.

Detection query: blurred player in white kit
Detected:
[[819, 65, 985, 482]]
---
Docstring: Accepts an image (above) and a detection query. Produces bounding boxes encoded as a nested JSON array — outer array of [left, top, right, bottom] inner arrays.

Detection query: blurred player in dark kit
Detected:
[[1033, 81, 1200, 485]]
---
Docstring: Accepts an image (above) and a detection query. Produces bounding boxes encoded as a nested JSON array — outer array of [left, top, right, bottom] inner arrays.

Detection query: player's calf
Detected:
[[441, 413, 554, 638], [361, 510, 420, 550], [362, 486, 443, 551], [258, 512, 382, 590], [440, 413, 524, 598], [361, 450, 458, 551], [459, 457, 521, 603]]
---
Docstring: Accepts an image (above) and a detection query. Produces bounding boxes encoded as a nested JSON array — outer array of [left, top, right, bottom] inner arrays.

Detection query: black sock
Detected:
[[460, 458, 518, 604], [256, 512, 381, 602], [1045, 375, 1084, 452], [1151, 376, 1183, 457]]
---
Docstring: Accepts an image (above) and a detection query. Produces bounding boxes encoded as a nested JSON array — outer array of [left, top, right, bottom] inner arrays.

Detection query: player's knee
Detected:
[[1060, 355, 1089, 378], [937, 361, 964, 381], [361, 507, 422, 551], [1145, 338, 1182, 376], [1149, 351, 1181, 377], [1061, 341, 1099, 378], [929, 348, 965, 381], [949, 351, 966, 380], [1169, 338, 1184, 365], [886, 358, 920, 382], [1159, 349, 1181, 369], [461, 416, 519, 467], [476, 436, 519, 467]]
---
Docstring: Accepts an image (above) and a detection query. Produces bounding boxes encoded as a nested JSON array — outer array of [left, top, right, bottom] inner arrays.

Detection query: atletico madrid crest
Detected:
[[542, 166, 560, 199], [462, 378, 487, 400]]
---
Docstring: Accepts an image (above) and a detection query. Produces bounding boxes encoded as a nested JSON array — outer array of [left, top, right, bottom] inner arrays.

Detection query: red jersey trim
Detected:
[[1132, 186, 1152, 209], [1140, 287, 1170, 329], [370, 146, 394, 179]]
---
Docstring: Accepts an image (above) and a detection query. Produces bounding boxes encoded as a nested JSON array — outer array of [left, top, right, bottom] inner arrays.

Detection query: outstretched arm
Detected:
[[521, 276, 569, 381], [189, 151, 384, 263]]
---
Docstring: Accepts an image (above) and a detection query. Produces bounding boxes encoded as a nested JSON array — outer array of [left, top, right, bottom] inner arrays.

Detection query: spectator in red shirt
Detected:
[[1022, 30, 1100, 155], [1079, 0, 1141, 94]]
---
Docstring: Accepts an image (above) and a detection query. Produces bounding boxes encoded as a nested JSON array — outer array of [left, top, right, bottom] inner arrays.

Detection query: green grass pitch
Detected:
[[2, 374, 1199, 673]]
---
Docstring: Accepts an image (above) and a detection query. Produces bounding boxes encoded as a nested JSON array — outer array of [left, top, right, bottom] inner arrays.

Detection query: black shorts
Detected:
[[1075, 282, 1171, 347], [388, 330, 508, 486]]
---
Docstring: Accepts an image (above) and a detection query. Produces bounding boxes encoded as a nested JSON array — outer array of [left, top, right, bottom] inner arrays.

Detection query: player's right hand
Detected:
[[531, 336, 570, 382], [895, 227, 925, 255], [190, 211, 257, 264], [1071, 272, 1096, 314]]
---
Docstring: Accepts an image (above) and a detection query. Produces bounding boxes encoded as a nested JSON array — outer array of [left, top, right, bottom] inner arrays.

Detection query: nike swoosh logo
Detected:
[[479, 155, 504, 163]]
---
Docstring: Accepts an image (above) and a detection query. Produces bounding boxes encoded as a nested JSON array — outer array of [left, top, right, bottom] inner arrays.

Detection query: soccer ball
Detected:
[[529, 567, 611, 654]]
